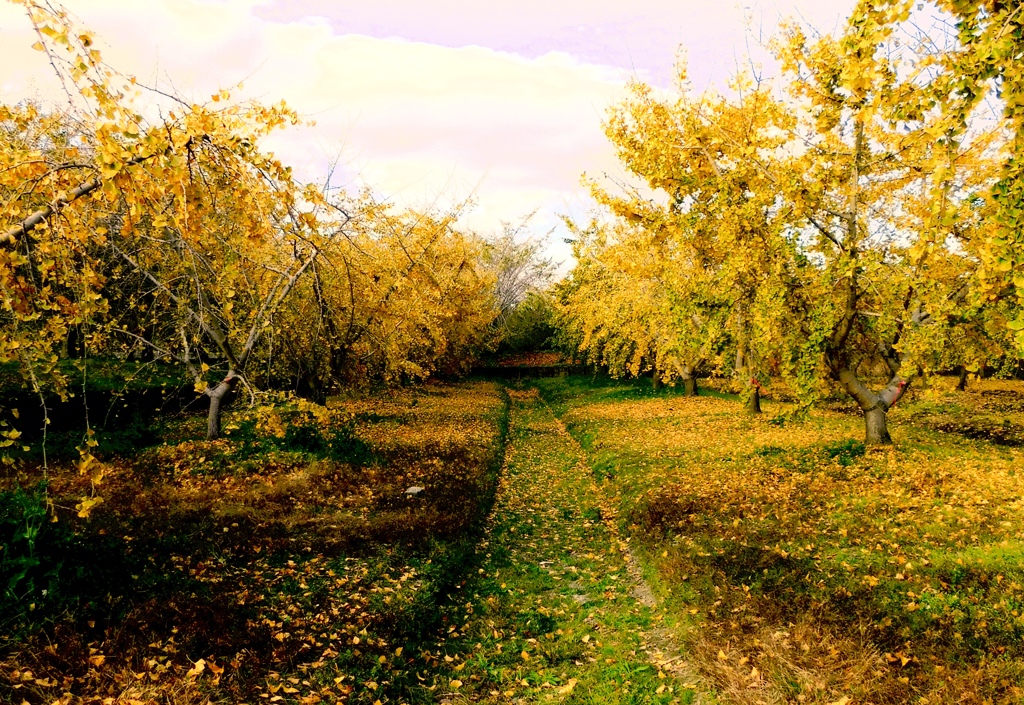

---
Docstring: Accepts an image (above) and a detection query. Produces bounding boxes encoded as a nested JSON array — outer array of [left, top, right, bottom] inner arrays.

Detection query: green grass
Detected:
[[5, 371, 1022, 703], [397, 384, 710, 703]]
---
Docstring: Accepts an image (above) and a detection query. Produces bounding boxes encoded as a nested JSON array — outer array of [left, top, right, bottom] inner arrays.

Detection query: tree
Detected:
[[555, 218, 714, 395], [593, 70, 804, 411], [484, 215, 556, 346], [267, 197, 496, 395], [563, 13, 1005, 444], [775, 16, 1005, 443], [1, 1, 326, 442], [494, 292, 557, 355]]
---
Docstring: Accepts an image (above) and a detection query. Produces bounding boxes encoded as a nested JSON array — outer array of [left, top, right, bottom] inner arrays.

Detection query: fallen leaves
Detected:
[[184, 659, 205, 678], [547, 376, 1024, 703], [2, 382, 509, 705]]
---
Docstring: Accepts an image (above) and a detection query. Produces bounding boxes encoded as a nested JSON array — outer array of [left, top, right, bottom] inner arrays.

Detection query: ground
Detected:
[[537, 375, 1024, 704], [1, 375, 1023, 704]]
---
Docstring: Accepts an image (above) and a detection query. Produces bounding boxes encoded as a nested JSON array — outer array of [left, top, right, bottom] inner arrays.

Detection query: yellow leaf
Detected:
[[450, 679, 463, 689], [186, 659, 205, 678], [31, 41, 45, 51], [76, 496, 103, 518], [558, 678, 578, 694]]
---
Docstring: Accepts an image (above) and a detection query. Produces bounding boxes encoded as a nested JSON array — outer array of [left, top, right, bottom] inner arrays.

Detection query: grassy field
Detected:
[[1, 381, 507, 704], [536, 375, 1024, 704], [3, 373, 1022, 704]]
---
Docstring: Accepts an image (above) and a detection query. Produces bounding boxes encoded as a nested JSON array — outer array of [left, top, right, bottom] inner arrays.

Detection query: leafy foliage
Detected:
[[494, 292, 558, 355], [0, 483, 66, 623], [557, 11, 1018, 443], [853, 0, 1024, 348], [0, 3, 502, 456]]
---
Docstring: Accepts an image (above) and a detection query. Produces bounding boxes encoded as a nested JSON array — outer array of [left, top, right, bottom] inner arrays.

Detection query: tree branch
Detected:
[[2, 150, 164, 248]]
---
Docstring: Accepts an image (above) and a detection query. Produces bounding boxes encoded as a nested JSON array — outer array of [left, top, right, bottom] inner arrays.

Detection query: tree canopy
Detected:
[[556, 5, 1020, 443]]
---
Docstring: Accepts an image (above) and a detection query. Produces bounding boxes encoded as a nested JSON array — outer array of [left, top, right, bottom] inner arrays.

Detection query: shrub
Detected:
[[0, 484, 70, 626]]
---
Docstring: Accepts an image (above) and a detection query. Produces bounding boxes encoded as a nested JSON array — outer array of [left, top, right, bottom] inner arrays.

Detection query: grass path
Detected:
[[433, 389, 713, 704]]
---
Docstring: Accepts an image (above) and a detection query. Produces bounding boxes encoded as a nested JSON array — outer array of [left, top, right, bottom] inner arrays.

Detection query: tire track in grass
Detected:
[[430, 389, 715, 705]]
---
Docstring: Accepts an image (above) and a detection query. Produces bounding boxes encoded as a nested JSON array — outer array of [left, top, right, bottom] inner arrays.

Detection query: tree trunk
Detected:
[[956, 365, 968, 392], [747, 385, 761, 414], [735, 336, 760, 413], [205, 376, 238, 440], [833, 366, 909, 447], [140, 323, 156, 362], [864, 406, 891, 445], [682, 372, 697, 397], [651, 366, 661, 390]]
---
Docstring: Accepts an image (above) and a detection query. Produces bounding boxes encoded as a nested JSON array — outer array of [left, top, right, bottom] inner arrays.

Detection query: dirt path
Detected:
[[433, 389, 714, 704]]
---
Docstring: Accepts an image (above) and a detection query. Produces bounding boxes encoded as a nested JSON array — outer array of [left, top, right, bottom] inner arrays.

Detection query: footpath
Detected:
[[427, 389, 713, 704]]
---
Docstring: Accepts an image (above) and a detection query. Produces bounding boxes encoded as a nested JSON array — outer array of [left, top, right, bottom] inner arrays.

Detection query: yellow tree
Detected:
[[1, 1, 326, 441], [776, 13, 1006, 443], [268, 197, 496, 394], [594, 70, 805, 412], [556, 218, 714, 394], [565, 12, 1004, 444]]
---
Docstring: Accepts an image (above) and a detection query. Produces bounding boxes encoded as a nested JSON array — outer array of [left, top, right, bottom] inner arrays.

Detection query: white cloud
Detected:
[[0, 0, 857, 264], [0, 0, 632, 259]]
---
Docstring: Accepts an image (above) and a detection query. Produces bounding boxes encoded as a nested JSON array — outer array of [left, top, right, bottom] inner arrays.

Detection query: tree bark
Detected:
[[747, 384, 762, 414], [651, 366, 661, 390], [205, 375, 238, 440], [62, 325, 82, 359], [681, 366, 698, 397], [956, 365, 968, 392], [3, 150, 167, 248], [734, 336, 760, 413], [865, 406, 891, 445], [834, 367, 909, 446]]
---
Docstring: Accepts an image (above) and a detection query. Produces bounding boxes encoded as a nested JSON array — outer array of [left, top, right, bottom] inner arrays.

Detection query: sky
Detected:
[[0, 0, 859, 266]]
